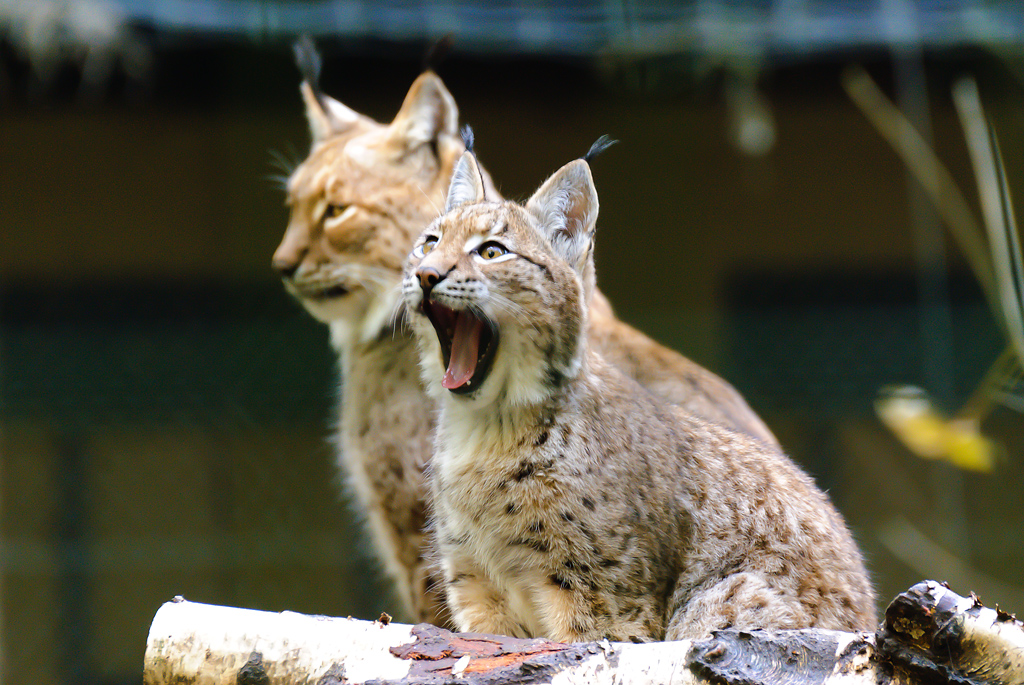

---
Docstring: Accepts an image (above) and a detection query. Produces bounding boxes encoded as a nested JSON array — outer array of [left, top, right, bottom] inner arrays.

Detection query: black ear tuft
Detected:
[[583, 135, 618, 163], [423, 34, 455, 72], [293, 35, 322, 88], [294, 34, 332, 114], [461, 124, 475, 153]]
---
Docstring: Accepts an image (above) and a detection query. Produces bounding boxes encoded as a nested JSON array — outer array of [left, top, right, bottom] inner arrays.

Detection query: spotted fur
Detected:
[[274, 41, 776, 625], [273, 62, 469, 625], [402, 152, 876, 642]]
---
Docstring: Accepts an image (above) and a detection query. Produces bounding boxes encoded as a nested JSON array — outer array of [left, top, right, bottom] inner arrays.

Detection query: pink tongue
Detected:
[[442, 312, 483, 389]]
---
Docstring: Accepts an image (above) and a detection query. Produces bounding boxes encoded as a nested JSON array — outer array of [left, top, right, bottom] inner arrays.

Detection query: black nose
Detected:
[[272, 258, 300, 279], [417, 266, 444, 293]]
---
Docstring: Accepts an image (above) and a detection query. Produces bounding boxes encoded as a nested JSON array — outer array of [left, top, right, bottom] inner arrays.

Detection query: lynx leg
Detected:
[[444, 560, 529, 637], [531, 579, 595, 643], [533, 579, 661, 643], [410, 558, 453, 627], [664, 572, 806, 640]]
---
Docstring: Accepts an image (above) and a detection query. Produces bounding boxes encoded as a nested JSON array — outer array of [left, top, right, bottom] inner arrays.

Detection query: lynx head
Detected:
[[403, 148, 600, 407], [273, 38, 467, 342]]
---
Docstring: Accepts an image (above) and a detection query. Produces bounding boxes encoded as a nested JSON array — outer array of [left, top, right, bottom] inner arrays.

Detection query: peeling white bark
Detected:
[[142, 598, 868, 685], [144, 598, 415, 684], [143, 582, 1024, 685]]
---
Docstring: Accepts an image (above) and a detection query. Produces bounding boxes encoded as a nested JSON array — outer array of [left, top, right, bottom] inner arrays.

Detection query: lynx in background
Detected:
[[402, 146, 875, 641], [273, 38, 777, 624]]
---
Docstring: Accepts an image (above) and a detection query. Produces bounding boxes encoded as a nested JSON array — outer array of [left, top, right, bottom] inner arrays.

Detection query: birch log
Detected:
[[143, 581, 1023, 685]]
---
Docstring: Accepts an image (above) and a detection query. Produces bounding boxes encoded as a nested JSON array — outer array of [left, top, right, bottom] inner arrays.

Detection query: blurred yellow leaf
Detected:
[[875, 386, 997, 473]]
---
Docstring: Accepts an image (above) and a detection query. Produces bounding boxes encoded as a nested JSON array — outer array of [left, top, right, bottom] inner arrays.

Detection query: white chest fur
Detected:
[[432, 403, 556, 634]]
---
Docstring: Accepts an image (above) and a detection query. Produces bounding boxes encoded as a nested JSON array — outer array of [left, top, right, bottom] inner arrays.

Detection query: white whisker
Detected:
[[264, 172, 291, 190], [267, 147, 300, 177], [389, 280, 414, 332], [489, 292, 536, 329], [416, 183, 442, 217]]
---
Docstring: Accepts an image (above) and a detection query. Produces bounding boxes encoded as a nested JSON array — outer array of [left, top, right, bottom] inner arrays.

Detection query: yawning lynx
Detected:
[[401, 147, 875, 641], [273, 39, 776, 624]]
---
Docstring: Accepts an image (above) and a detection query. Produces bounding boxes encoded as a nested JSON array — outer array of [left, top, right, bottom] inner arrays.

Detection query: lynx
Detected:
[[401, 147, 876, 641], [273, 39, 776, 625]]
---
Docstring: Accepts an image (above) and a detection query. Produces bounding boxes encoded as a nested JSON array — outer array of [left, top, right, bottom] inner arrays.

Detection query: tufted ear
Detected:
[[387, 71, 459, 151], [525, 159, 599, 275], [445, 151, 485, 212], [301, 84, 363, 142], [294, 35, 363, 142]]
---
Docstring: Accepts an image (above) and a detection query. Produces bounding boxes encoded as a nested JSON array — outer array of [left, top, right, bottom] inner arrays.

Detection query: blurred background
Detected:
[[2, 1, 1024, 683]]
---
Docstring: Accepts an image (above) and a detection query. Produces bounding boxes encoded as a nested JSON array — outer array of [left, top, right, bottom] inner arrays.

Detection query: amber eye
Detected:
[[416, 236, 438, 258], [478, 242, 507, 260], [323, 203, 348, 220]]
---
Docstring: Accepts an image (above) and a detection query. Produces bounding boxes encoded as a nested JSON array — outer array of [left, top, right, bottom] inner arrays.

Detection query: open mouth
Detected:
[[293, 282, 350, 300], [421, 299, 499, 394], [311, 284, 350, 299]]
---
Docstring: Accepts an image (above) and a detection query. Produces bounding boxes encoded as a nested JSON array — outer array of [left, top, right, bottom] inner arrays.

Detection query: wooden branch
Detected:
[[879, 580, 1024, 684], [143, 582, 1023, 685]]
